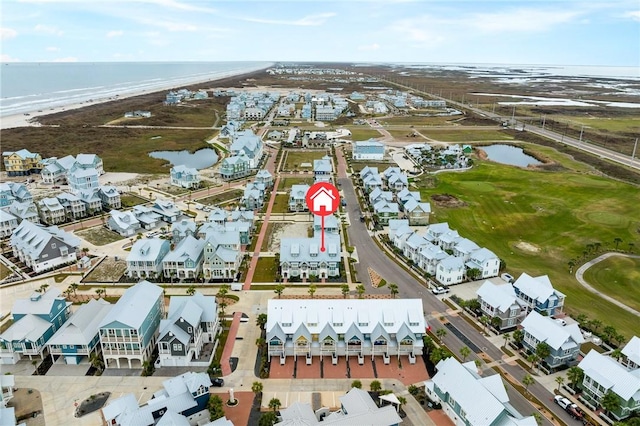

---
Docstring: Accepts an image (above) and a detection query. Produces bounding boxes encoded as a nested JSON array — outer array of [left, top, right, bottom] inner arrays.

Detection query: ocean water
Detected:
[[0, 61, 271, 117]]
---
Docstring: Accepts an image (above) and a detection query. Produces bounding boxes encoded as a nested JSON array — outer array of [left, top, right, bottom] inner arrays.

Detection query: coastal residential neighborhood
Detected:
[[1, 64, 639, 426]]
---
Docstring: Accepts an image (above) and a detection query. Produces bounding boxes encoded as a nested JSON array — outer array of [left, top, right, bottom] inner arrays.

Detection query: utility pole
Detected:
[[633, 138, 639, 164], [511, 106, 516, 126], [541, 115, 546, 129], [579, 125, 584, 143]]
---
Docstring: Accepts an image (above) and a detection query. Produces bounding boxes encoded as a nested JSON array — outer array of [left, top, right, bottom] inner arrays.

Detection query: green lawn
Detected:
[[387, 129, 428, 141], [271, 194, 290, 214], [582, 255, 640, 312], [279, 177, 313, 189], [345, 127, 384, 141], [419, 146, 640, 339], [283, 150, 328, 171], [556, 116, 640, 133], [120, 194, 147, 208], [350, 161, 395, 172], [380, 115, 458, 126], [253, 257, 278, 282], [421, 129, 514, 142]]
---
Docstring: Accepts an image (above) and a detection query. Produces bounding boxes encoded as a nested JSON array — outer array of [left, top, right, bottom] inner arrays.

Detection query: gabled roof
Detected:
[[0, 209, 18, 223], [622, 336, 640, 366], [102, 394, 140, 423], [438, 255, 465, 271], [127, 238, 170, 262], [0, 314, 51, 342], [429, 357, 529, 425], [521, 311, 584, 350], [579, 350, 640, 401], [48, 299, 112, 346], [109, 210, 140, 231], [469, 247, 499, 263], [12, 287, 64, 316], [156, 410, 190, 426], [99, 281, 162, 330], [163, 372, 212, 397], [158, 321, 191, 345], [512, 272, 556, 302], [476, 281, 522, 313], [168, 292, 217, 323], [163, 235, 205, 263], [290, 184, 310, 199]]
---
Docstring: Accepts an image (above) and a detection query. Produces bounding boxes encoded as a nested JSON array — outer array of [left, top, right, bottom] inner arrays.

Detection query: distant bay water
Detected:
[[0, 61, 272, 117]]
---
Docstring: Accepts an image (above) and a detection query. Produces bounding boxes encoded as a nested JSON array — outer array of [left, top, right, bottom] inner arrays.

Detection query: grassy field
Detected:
[[344, 127, 384, 141], [555, 116, 640, 133], [279, 177, 313, 188], [76, 226, 124, 246], [1, 127, 216, 174], [261, 223, 287, 252], [419, 145, 640, 339], [582, 255, 640, 312], [350, 161, 396, 172], [380, 115, 461, 126], [387, 129, 428, 141], [253, 257, 278, 282], [420, 129, 515, 142], [197, 189, 243, 206], [0, 263, 12, 280], [272, 194, 290, 214], [282, 150, 328, 171], [120, 194, 147, 208]]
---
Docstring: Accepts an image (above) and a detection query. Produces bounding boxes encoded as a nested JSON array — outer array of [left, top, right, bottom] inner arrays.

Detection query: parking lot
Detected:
[[269, 355, 429, 385]]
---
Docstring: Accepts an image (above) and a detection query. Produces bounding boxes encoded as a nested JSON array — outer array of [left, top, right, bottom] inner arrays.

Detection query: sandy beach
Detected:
[[0, 66, 271, 130]]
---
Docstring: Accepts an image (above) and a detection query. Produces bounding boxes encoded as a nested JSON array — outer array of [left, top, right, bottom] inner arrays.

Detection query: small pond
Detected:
[[481, 144, 542, 167], [149, 148, 219, 170]]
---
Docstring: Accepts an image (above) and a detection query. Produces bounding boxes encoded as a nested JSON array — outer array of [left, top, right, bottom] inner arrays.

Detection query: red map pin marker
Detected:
[[305, 182, 340, 252]]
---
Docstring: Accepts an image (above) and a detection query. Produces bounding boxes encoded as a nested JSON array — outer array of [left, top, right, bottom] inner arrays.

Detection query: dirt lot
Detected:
[[265, 222, 312, 252], [82, 257, 127, 282]]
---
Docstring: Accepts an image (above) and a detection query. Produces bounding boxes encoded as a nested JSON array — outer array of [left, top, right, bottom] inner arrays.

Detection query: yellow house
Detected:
[[2, 149, 43, 176]]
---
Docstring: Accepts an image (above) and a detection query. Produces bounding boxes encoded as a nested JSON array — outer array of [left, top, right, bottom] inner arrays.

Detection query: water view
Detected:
[[149, 148, 219, 170], [481, 144, 542, 167]]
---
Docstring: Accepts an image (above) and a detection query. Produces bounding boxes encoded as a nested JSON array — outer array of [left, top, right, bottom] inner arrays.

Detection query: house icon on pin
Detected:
[[310, 186, 336, 213]]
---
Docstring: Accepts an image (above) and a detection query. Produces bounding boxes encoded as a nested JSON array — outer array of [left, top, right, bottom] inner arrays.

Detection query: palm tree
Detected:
[[186, 285, 196, 296], [512, 329, 524, 347], [356, 284, 365, 299], [308, 284, 317, 299], [341, 284, 350, 299], [479, 315, 490, 332], [459, 346, 471, 361], [39, 283, 50, 294], [588, 319, 602, 333], [629, 242, 635, 253], [90, 352, 105, 372], [102, 286, 107, 298], [614, 237, 622, 250], [389, 283, 399, 299], [397, 396, 407, 411], [522, 374, 534, 393], [576, 314, 588, 328], [268, 398, 281, 413], [252, 381, 263, 397], [601, 391, 621, 416], [256, 337, 266, 349], [70, 283, 79, 298], [566, 366, 584, 390], [502, 332, 511, 349], [351, 380, 362, 389], [435, 328, 447, 342], [535, 342, 551, 365], [274, 284, 285, 299], [95, 288, 104, 299], [555, 376, 565, 391], [256, 313, 268, 330], [370, 380, 382, 392], [527, 353, 539, 371], [568, 260, 575, 273]]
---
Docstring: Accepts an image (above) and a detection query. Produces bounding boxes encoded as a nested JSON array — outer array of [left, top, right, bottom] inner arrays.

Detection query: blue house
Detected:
[[99, 280, 164, 369], [0, 182, 33, 207], [0, 288, 71, 365], [512, 272, 565, 316], [47, 298, 112, 365], [170, 165, 201, 189], [126, 238, 171, 279], [67, 163, 100, 193], [520, 311, 584, 370]]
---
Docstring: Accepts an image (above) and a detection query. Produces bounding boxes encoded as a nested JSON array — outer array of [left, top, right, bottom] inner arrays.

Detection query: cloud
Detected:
[[1, 54, 20, 62], [358, 43, 380, 51], [467, 8, 582, 33], [1, 28, 18, 40], [46, 46, 60, 51], [107, 30, 124, 37], [622, 10, 640, 21], [52, 56, 77, 62], [242, 12, 336, 26], [389, 17, 446, 45], [34, 24, 64, 36]]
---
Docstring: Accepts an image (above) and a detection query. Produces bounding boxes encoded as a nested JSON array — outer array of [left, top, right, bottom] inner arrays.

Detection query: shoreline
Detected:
[[0, 65, 272, 130]]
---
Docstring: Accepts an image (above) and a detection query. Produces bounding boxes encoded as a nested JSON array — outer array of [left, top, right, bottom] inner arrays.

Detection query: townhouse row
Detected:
[[0, 281, 220, 369]]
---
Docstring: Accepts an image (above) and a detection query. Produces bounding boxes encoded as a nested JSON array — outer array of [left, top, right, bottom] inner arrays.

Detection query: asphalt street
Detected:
[[336, 147, 574, 426]]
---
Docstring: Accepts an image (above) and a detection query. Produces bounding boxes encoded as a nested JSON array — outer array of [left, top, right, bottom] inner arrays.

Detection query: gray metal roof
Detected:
[[99, 281, 163, 329], [521, 311, 584, 350], [12, 287, 64, 316], [579, 350, 640, 401], [48, 299, 112, 346]]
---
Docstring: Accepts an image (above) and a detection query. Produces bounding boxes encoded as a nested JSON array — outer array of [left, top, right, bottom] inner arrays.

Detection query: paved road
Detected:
[[575, 252, 640, 317], [336, 147, 572, 426]]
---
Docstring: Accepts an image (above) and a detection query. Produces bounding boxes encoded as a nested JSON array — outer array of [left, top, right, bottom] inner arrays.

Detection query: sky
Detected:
[[1, 0, 639, 66]]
